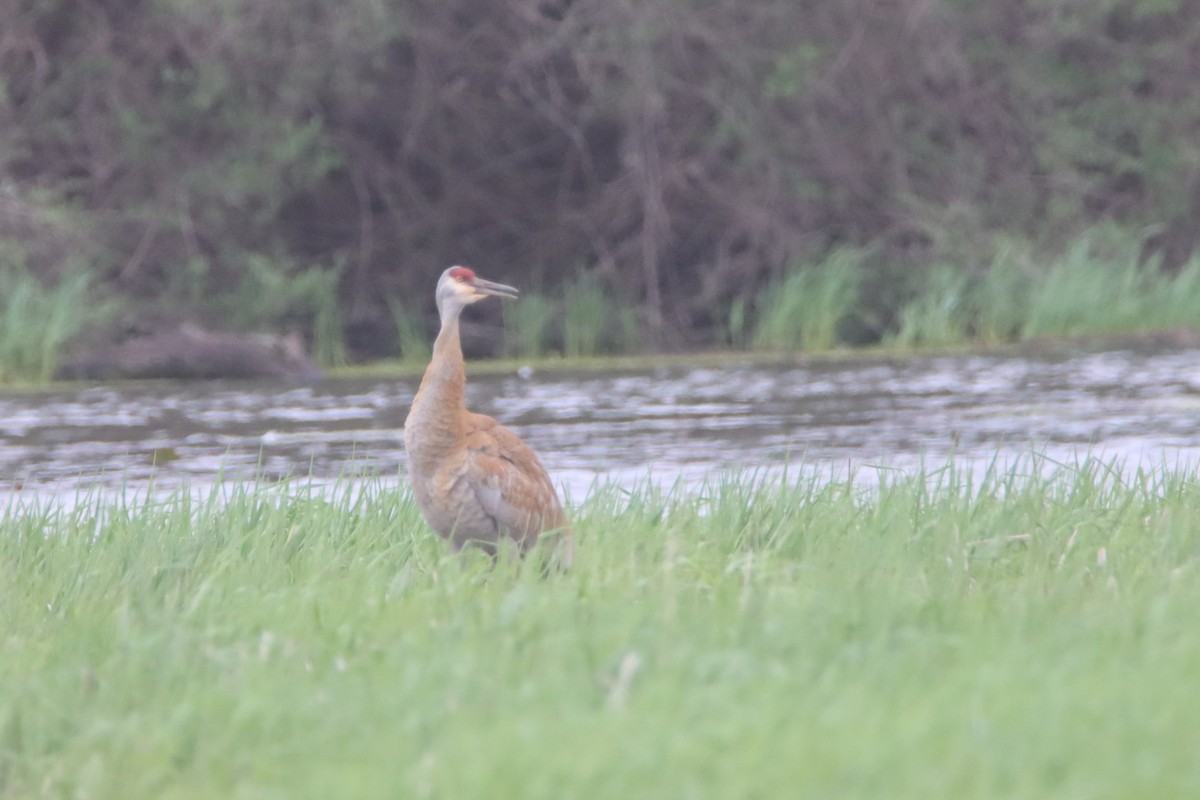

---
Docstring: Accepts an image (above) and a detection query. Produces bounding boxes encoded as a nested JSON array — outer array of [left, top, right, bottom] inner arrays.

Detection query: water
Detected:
[[2, 346, 1199, 502]]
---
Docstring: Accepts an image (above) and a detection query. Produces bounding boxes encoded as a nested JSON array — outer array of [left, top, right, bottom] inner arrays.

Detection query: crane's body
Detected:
[[404, 266, 573, 565]]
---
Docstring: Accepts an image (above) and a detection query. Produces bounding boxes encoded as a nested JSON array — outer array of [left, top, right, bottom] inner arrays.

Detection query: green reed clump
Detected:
[[882, 227, 1200, 349], [503, 290, 556, 359], [388, 297, 432, 364], [752, 247, 863, 351], [1012, 226, 1200, 340], [3, 457, 1200, 798], [889, 264, 972, 347], [971, 242, 1036, 343], [1146, 256, 1200, 329], [308, 264, 350, 367], [1021, 231, 1149, 339], [0, 266, 109, 382], [562, 272, 612, 357]]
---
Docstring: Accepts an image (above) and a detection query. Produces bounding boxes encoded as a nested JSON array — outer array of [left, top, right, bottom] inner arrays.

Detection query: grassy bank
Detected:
[[3, 458, 1199, 798], [353, 230, 1200, 384], [5, 227, 1200, 385]]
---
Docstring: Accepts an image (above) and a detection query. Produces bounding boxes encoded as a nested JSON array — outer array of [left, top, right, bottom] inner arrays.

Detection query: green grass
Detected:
[[20, 228, 1200, 386], [752, 247, 863, 351], [210, 254, 348, 366], [1021, 233, 1200, 340], [889, 264, 972, 347], [0, 267, 111, 383], [881, 228, 1200, 350], [499, 274, 637, 360], [1021, 233, 1146, 339], [971, 242, 1035, 344], [562, 273, 612, 358], [560, 272, 643, 358], [3, 458, 1200, 797], [503, 290, 555, 359], [388, 297, 432, 364]]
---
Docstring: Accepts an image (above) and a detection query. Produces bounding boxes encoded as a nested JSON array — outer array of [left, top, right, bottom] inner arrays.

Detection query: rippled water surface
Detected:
[[3, 346, 1200, 501]]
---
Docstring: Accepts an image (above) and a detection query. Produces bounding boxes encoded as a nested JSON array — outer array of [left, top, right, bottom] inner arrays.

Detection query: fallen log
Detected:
[[56, 324, 323, 382]]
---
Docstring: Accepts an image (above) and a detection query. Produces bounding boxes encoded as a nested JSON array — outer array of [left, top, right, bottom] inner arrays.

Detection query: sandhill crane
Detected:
[[404, 266, 573, 567]]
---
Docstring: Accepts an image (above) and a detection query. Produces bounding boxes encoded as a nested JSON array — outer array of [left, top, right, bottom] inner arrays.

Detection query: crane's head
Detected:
[[436, 266, 519, 319]]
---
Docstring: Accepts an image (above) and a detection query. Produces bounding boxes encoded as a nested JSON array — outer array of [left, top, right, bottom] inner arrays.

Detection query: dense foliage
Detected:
[[2, 0, 1199, 359]]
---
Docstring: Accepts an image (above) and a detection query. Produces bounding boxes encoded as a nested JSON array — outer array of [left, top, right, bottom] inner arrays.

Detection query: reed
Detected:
[[1021, 232, 1148, 339], [752, 247, 862, 351], [503, 290, 556, 359], [885, 228, 1200, 349], [0, 267, 104, 382], [971, 243, 1035, 344], [388, 297, 432, 364], [562, 273, 611, 357], [888, 264, 972, 347], [1016, 227, 1200, 340]]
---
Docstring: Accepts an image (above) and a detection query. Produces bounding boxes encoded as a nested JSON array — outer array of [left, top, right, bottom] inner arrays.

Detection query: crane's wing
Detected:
[[460, 413, 571, 547]]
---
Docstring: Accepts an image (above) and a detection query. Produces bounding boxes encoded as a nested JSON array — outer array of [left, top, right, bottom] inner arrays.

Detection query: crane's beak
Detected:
[[473, 277, 519, 300]]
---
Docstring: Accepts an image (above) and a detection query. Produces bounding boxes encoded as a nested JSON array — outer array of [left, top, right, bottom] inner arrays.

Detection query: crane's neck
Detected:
[[406, 306, 468, 459]]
